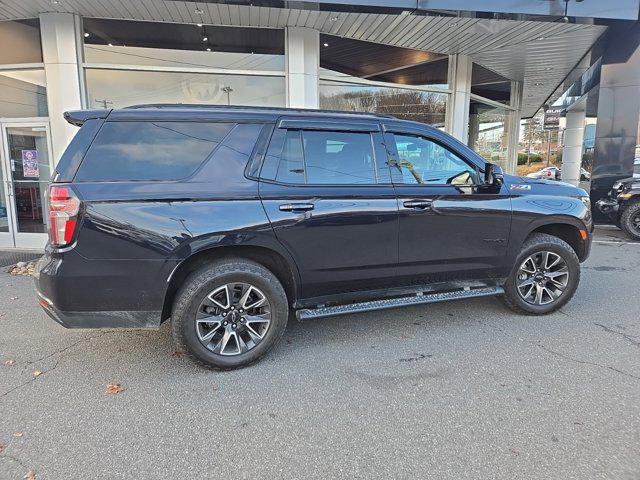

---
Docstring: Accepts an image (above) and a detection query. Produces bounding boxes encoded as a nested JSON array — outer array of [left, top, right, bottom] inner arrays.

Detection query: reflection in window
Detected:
[[0, 70, 48, 117], [392, 134, 477, 185], [0, 19, 42, 64], [302, 130, 376, 185], [76, 122, 234, 182], [83, 19, 285, 71], [85, 69, 285, 108], [471, 63, 511, 105], [320, 80, 447, 128], [468, 101, 511, 170]]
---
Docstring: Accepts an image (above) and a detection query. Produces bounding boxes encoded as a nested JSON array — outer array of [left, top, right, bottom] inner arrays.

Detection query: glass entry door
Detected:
[[0, 122, 53, 249]]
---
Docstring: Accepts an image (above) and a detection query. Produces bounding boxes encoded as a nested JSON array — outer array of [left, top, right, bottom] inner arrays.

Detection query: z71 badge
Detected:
[[510, 184, 532, 191]]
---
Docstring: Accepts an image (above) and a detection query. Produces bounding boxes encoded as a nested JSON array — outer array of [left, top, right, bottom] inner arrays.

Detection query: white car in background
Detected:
[[527, 166, 560, 180], [526, 166, 591, 181]]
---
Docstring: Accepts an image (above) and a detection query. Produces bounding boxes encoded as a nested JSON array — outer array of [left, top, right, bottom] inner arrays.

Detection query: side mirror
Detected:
[[484, 163, 504, 186]]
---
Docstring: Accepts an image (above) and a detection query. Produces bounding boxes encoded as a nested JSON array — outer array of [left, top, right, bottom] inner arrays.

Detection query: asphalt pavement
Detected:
[[1, 227, 639, 479]]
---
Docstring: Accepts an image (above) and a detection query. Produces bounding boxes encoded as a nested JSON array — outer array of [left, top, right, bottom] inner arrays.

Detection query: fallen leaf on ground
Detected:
[[13, 432, 23, 438], [0, 444, 5, 453], [3, 359, 16, 366], [105, 383, 125, 395], [33, 370, 42, 377], [24, 469, 36, 480], [170, 351, 184, 357]]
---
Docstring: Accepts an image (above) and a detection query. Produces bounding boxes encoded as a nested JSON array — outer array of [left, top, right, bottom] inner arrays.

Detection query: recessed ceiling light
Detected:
[[197, 23, 203, 27], [206, 47, 211, 52], [108, 43, 113, 47], [84, 32, 89, 37], [202, 36, 208, 42], [323, 42, 329, 47], [330, 16, 339, 21], [51, 0, 59, 4], [194, 8, 204, 14], [450, 22, 459, 27], [538, 36, 545, 40], [533, 82, 543, 86]]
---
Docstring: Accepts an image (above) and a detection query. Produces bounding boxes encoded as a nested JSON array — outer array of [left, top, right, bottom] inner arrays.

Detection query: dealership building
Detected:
[[0, 0, 639, 249]]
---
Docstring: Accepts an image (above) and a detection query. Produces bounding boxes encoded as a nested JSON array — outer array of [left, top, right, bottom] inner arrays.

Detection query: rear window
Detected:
[[53, 118, 102, 182], [74, 121, 234, 182]]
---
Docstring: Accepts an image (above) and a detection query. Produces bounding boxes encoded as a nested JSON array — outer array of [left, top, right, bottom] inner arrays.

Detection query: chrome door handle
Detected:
[[403, 200, 432, 210], [279, 203, 315, 212]]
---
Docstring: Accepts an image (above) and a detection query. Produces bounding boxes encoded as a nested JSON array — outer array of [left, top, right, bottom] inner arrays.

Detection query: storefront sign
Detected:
[[543, 105, 562, 131], [21, 150, 39, 178]]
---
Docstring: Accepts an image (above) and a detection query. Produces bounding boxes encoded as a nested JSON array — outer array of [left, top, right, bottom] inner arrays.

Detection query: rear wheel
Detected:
[[171, 258, 288, 370], [501, 233, 580, 315], [620, 200, 640, 240]]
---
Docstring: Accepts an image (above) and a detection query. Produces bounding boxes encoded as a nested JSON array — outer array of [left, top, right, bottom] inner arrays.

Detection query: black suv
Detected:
[[35, 105, 593, 369]]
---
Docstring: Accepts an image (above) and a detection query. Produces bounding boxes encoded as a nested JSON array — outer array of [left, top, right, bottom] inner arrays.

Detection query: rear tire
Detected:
[[171, 258, 288, 370], [620, 200, 640, 240], [501, 233, 580, 315]]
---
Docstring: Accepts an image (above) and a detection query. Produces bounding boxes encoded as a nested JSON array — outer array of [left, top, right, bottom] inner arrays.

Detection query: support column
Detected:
[[448, 54, 472, 143], [39, 13, 84, 164], [285, 27, 319, 109], [562, 108, 586, 186], [505, 80, 523, 175]]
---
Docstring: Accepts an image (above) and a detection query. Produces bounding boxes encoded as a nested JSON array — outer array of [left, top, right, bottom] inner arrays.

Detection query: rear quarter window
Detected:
[[74, 121, 234, 182]]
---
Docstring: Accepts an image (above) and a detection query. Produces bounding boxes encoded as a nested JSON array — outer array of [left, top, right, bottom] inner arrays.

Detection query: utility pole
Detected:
[[95, 99, 113, 109], [222, 86, 233, 106]]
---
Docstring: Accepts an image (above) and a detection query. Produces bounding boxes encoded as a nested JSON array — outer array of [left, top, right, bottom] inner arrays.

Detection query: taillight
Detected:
[[48, 185, 80, 247]]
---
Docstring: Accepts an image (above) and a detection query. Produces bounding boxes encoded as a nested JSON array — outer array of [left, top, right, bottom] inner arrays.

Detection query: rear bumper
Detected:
[[36, 291, 160, 328], [34, 248, 175, 329]]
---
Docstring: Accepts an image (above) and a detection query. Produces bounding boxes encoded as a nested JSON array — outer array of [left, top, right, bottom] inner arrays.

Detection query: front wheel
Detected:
[[620, 201, 640, 240], [501, 233, 580, 315], [171, 258, 288, 370]]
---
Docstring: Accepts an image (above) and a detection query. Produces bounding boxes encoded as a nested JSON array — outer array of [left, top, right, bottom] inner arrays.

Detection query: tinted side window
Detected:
[[391, 134, 478, 185], [75, 121, 234, 182], [302, 130, 376, 185], [260, 129, 377, 185]]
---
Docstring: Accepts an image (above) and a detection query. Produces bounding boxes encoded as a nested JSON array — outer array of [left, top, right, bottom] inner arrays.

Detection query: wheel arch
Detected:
[[526, 220, 589, 261], [161, 244, 300, 322]]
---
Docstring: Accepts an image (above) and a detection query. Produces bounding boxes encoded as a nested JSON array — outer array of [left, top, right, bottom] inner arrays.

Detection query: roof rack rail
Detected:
[[123, 103, 395, 119]]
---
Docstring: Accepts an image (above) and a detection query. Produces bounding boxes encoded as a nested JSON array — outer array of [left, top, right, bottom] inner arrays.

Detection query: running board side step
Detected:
[[295, 286, 504, 321]]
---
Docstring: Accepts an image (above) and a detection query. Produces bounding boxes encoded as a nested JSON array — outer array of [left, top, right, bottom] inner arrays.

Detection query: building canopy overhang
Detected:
[[0, 0, 609, 116]]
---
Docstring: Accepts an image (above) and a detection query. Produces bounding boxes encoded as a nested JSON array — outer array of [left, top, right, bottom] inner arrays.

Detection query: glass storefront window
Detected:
[[319, 79, 448, 128], [83, 19, 285, 71], [471, 63, 511, 105], [85, 69, 285, 108], [0, 70, 48, 117], [468, 100, 511, 169], [0, 20, 42, 65]]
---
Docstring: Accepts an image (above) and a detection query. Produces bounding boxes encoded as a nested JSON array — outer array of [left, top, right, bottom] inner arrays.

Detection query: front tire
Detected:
[[501, 233, 580, 315], [171, 258, 288, 370], [620, 200, 640, 240]]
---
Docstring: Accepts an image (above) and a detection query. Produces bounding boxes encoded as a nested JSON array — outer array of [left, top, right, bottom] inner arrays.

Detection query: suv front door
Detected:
[[258, 119, 398, 299], [383, 124, 512, 286]]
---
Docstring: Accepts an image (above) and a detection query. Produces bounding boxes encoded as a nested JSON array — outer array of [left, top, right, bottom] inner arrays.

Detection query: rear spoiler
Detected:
[[64, 109, 112, 127]]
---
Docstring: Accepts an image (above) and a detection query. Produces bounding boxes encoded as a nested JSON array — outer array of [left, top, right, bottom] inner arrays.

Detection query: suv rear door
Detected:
[[383, 123, 512, 285], [258, 118, 398, 299]]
